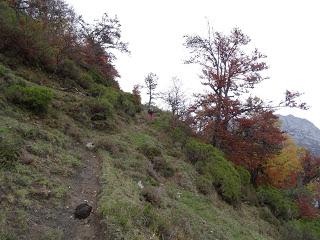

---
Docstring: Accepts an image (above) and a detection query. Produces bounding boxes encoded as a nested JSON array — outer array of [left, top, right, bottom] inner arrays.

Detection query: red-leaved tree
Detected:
[[184, 26, 307, 184]]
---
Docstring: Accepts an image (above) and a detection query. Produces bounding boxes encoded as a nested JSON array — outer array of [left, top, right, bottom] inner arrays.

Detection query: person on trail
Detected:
[[147, 108, 155, 120]]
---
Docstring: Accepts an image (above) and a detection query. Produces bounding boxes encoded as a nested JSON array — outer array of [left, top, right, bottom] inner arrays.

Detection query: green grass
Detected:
[[95, 116, 282, 240], [0, 63, 302, 240]]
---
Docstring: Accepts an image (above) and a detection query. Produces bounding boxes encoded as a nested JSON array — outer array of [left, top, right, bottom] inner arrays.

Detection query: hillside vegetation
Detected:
[[0, 1, 320, 240]]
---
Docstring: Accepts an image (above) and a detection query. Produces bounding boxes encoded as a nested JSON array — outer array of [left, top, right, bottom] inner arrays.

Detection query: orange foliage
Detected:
[[265, 138, 303, 188]]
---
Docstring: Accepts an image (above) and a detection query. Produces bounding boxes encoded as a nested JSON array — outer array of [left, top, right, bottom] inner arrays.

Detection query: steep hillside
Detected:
[[1, 1, 320, 239], [279, 115, 320, 156], [0, 63, 293, 240]]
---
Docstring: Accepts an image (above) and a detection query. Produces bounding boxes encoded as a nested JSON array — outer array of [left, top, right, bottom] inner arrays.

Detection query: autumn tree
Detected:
[[132, 84, 142, 105], [144, 72, 158, 110], [265, 137, 303, 188], [80, 13, 128, 80], [184, 26, 307, 183], [301, 151, 320, 185], [161, 77, 187, 118]]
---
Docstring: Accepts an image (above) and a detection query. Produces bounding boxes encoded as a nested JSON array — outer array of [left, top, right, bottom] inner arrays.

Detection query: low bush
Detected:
[[117, 92, 141, 116], [88, 84, 106, 97], [88, 68, 105, 84], [0, 137, 21, 170], [257, 186, 299, 220], [206, 158, 242, 203], [103, 87, 120, 106], [57, 59, 81, 81], [138, 144, 161, 160], [187, 139, 242, 203], [185, 138, 217, 164], [78, 73, 95, 89], [289, 219, 320, 240], [280, 221, 320, 240], [0, 232, 16, 240], [142, 205, 175, 239], [87, 98, 114, 121], [236, 165, 251, 186], [169, 122, 192, 146], [195, 175, 212, 195], [152, 156, 175, 178], [5, 84, 53, 114]]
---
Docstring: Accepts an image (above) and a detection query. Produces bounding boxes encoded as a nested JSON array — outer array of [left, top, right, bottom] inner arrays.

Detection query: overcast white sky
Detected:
[[66, 0, 320, 127]]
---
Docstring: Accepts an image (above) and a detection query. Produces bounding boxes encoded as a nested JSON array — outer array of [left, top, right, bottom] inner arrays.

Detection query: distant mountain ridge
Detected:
[[279, 114, 320, 156]]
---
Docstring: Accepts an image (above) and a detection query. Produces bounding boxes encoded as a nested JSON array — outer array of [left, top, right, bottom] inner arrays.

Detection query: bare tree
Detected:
[[144, 72, 158, 110], [161, 77, 187, 118]]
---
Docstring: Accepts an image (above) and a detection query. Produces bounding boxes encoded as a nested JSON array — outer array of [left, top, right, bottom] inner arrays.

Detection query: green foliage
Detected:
[[185, 138, 242, 203], [5, 84, 53, 114], [0, 64, 11, 78], [185, 138, 217, 164], [170, 123, 191, 146], [206, 158, 242, 203], [280, 221, 319, 240], [57, 59, 81, 81], [0, 135, 22, 170], [86, 98, 114, 121], [257, 186, 299, 220], [103, 87, 120, 106], [78, 73, 94, 89], [236, 165, 251, 186], [0, 232, 16, 240], [117, 92, 141, 116], [138, 144, 161, 160], [88, 84, 106, 97], [152, 157, 175, 178], [288, 219, 320, 240], [88, 68, 105, 84], [87, 68, 119, 88], [0, 2, 56, 69], [195, 175, 212, 195]]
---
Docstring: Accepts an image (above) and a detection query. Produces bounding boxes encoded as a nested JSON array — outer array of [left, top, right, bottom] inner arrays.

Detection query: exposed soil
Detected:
[[25, 144, 104, 240], [61, 146, 104, 240]]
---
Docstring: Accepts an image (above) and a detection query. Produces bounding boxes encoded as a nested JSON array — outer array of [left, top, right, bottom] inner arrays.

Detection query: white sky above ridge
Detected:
[[66, 0, 320, 128]]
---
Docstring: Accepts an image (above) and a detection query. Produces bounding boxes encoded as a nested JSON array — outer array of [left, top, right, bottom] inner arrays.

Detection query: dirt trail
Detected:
[[60, 146, 104, 240], [48, 144, 104, 240]]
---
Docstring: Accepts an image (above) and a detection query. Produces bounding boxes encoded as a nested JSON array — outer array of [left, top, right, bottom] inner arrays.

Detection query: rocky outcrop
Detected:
[[279, 114, 320, 156]]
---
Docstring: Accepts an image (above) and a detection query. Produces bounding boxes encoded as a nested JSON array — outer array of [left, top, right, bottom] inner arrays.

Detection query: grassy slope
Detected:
[[96, 116, 281, 240], [0, 63, 282, 240]]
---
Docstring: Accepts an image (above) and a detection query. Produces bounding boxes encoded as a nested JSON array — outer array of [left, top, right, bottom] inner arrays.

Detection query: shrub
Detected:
[[87, 98, 114, 121], [236, 165, 251, 186], [257, 186, 299, 220], [138, 144, 161, 160], [195, 175, 212, 195], [185, 138, 217, 164], [280, 221, 320, 240], [0, 232, 16, 240], [78, 73, 95, 89], [57, 59, 81, 81], [0, 137, 21, 169], [0, 64, 11, 78], [169, 122, 192, 146], [88, 68, 105, 84], [0, 2, 58, 70], [142, 205, 174, 239], [117, 92, 141, 116], [205, 157, 242, 203], [185, 138, 242, 203], [88, 84, 106, 97], [5, 84, 53, 114], [104, 87, 120, 106], [152, 156, 175, 178]]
